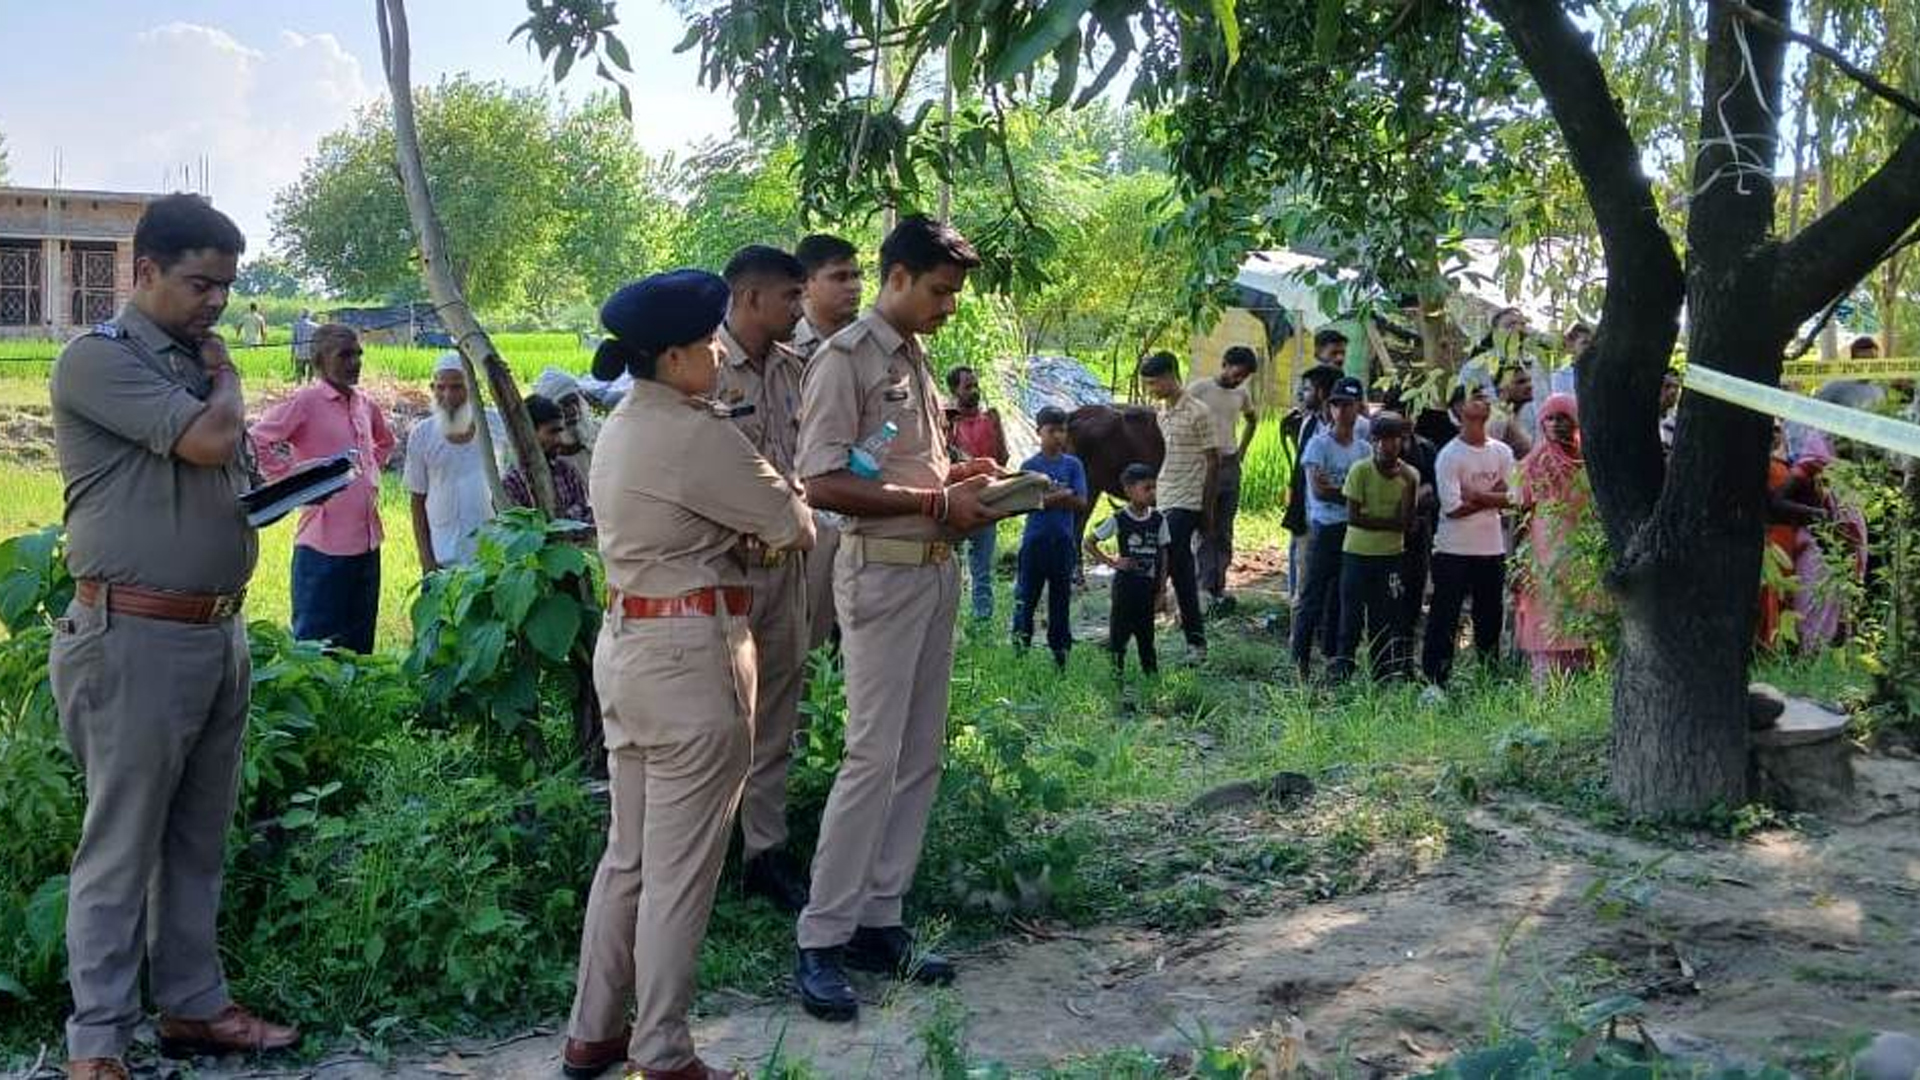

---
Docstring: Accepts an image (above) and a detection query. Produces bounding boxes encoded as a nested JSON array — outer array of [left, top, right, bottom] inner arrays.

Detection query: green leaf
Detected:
[[1048, 33, 1080, 109], [950, 20, 982, 89], [494, 566, 540, 628], [986, 0, 1097, 84], [469, 905, 511, 934], [538, 542, 588, 580], [363, 933, 387, 966], [524, 594, 582, 662], [25, 875, 67, 952], [456, 621, 510, 686], [603, 32, 632, 72], [1211, 0, 1240, 69], [1311, 0, 1342, 61], [0, 971, 27, 1000]]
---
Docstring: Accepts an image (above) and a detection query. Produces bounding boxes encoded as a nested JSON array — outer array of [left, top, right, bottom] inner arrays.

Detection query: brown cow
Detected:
[[1065, 403, 1164, 554]]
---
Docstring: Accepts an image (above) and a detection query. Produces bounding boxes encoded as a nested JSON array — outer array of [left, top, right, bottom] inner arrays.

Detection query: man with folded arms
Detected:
[[50, 194, 298, 1080]]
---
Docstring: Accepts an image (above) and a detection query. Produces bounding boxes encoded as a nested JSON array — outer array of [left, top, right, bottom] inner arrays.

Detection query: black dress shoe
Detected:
[[743, 849, 810, 914], [844, 925, 956, 985], [794, 947, 859, 1022]]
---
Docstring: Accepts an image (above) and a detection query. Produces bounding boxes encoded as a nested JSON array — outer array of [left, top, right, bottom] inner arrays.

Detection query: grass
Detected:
[[0, 357, 1888, 1071], [0, 466, 426, 650]]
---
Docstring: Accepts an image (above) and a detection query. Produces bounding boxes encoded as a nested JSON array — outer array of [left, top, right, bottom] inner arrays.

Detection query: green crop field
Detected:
[[0, 331, 593, 386], [0, 466, 425, 648]]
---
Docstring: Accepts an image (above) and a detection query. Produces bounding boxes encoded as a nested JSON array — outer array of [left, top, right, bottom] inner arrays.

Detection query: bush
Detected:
[[406, 509, 603, 761], [0, 525, 609, 1055]]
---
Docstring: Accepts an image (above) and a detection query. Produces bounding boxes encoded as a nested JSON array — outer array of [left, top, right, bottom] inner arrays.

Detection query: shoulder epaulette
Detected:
[[71, 321, 127, 343]]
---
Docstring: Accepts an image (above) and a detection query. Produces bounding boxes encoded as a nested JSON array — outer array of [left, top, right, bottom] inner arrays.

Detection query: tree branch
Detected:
[[989, 89, 1039, 227], [1775, 126, 1920, 326], [1717, 0, 1920, 122], [1787, 225, 1920, 360], [1481, 0, 1685, 549], [378, 0, 552, 515]]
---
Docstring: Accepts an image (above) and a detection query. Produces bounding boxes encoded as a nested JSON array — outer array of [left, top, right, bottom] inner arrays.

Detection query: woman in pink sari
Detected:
[[1515, 394, 1594, 682]]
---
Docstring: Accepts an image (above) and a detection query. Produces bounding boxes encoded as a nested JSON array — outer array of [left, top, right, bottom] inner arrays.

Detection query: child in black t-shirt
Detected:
[[1085, 463, 1171, 678]]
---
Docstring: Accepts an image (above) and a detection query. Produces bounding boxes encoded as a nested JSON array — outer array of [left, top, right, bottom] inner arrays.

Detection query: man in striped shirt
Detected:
[[1140, 351, 1216, 662]]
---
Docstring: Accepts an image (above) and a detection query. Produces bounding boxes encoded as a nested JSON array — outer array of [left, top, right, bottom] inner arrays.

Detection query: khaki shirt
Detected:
[[792, 316, 848, 363], [791, 318, 825, 361], [1156, 389, 1216, 512], [590, 379, 810, 599], [714, 325, 804, 482], [1186, 376, 1252, 457], [51, 304, 259, 594], [796, 308, 951, 541]]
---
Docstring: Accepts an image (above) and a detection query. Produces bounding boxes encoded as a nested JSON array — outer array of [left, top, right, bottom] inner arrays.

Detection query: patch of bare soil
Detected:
[[0, 404, 55, 467], [0, 379, 434, 474], [116, 756, 1919, 1079]]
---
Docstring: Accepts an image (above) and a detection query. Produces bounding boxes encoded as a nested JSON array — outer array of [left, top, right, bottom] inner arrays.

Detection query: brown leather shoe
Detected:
[[157, 1003, 300, 1057], [562, 1029, 631, 1079], [625, 1058, 738, 1080], [66, 1060, 130, 1080]]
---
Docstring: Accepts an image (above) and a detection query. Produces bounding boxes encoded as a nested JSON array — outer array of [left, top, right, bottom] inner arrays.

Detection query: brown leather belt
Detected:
[[609, 586, 751, 619], [75, 579, 246, 624]]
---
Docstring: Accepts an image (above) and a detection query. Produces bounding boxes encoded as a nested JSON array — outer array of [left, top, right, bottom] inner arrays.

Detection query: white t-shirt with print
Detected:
[[1434, 436, 1515, 557]]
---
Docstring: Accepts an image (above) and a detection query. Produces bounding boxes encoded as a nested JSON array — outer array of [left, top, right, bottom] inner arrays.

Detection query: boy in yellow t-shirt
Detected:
[[1336, 412, 1418, 681]]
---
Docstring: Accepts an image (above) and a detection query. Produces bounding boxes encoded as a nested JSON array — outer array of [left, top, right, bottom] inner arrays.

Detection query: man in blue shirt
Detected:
[[1290, 376, 1372, 680], [1012, 406, 1089, 668]]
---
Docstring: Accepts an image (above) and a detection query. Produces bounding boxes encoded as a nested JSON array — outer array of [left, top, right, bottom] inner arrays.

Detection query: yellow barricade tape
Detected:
[[1683, 365, 1920, 459], [1779, 357, 1920, 381]]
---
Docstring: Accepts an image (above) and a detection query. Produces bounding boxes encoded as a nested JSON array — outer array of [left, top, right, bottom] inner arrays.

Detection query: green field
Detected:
[[0, 465, 426, 649], [0, 331, 594, 385]]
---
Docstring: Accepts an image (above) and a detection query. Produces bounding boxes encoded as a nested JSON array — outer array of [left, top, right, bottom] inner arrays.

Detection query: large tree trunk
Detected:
[[1606, 0, 1793, 815]]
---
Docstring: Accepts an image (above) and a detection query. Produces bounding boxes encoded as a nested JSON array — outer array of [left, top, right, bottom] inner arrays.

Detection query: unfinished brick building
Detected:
[[0, 186, 161, 340]]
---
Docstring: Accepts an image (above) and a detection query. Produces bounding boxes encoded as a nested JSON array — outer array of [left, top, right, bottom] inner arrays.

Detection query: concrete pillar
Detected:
[[45, 239, 63, 336]]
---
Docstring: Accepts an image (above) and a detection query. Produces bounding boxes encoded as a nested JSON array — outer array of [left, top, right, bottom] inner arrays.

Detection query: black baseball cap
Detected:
[[1329, 376, 1365, 403]]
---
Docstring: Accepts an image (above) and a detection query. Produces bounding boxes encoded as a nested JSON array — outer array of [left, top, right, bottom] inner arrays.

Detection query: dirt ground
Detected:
[[0, 379, 432, 470], [44, 753, 1914, 1080]]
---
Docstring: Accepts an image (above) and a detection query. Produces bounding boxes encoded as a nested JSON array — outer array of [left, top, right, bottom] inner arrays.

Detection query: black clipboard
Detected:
[[240, 452, 358, 528]]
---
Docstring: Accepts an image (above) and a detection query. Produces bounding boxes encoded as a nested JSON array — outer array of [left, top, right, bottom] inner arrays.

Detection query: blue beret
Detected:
[[593, 269, 730, 380]]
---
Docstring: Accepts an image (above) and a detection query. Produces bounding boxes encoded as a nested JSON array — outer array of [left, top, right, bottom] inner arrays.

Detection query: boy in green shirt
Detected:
[[1335, 412, 1418, 681]]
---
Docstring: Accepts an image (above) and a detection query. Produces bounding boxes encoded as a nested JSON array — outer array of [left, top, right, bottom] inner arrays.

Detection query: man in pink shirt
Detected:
[[250, 325, 396, 652]]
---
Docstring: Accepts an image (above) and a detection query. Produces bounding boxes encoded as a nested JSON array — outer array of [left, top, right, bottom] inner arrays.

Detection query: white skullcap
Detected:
[[434, 351, 467, 375], [532, 367, 582, 402]]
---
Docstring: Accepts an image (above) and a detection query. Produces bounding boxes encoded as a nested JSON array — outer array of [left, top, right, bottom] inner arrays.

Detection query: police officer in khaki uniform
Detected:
[[562, 270, 813, 1080], [50, 195, 299, 1080], [792, 216, 1007, 1021], [791, 233, 865, 652], [711, 246, 816, 914]]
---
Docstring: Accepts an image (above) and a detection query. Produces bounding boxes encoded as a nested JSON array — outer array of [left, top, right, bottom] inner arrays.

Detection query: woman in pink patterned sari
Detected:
[[1514, 394, 1594, 683]]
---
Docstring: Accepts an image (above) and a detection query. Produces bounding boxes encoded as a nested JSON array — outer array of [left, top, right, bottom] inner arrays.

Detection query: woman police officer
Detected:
[[562, 270, 814, 1080]]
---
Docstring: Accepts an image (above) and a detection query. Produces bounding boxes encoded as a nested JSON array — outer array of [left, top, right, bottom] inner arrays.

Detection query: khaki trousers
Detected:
[[740, 558, 808, 860], [568, 608, 754, 1070], [797, 550, 959, 949], [804, 515, 841, 651], [51, 599, 250, 1061]]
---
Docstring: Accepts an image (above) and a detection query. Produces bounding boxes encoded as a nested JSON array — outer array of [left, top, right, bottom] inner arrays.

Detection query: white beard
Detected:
[[570, 411, 600, 453], [436, 400, 478, 441]]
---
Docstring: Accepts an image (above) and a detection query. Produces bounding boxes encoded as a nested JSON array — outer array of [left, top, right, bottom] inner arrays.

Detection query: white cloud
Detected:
[[51, 23, 374, 249]]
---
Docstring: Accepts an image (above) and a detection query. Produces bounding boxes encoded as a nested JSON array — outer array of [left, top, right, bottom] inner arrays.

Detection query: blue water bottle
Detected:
[[848, 421, 899, 479]]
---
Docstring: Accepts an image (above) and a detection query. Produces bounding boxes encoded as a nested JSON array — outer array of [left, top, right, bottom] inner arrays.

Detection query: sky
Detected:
[[0, 0, 736, 252]]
